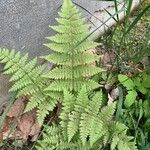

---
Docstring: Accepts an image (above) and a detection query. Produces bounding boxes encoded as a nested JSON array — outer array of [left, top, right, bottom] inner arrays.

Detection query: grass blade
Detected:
[[124, 5, 150, 36]]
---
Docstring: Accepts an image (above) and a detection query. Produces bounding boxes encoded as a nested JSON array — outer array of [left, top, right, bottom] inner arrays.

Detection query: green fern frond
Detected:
[[67, 86, 88, 142], [35, 0, 103, 124], [43, 52, 99, 66], [50, 24, 89, 34], [111, 123, 137, 150], [36, 86, 136, 150], [44, 41, 99, 54], [60, 89, 75, 139], [36, 125, 60, 150], [36, 124, 78, 150], [0, 0, 104, 126], [44, 79, 99, 92], [44, 65, 102, 80], [111, 135, 120, 150], [100, 102, 116, 124], [37, 98, 58, 125], [0, 48, 45, 97], [0, 48, 58, 125], [25, 92, 46, 112], [43, 0, 103, 94], [79, 91, 104, 146]]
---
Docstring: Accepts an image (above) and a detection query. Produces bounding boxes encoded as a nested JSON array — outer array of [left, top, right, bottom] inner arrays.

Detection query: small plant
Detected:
[[118, 73, 150, 108], [36, 86, 137, 150], [117, 73, 150, 149]]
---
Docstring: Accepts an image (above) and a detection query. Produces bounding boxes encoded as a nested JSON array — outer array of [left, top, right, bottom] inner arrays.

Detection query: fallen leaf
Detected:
[[108, 93, 114, 105], [0, 132, 2, 141], [29, 122, 41, 142], [1, 97, 41, 143], [17, 110, 37, 141], [7, 96, 28, 118], [102, 52, 115, 66], [0, 117, 15, 140], [110, 88, 119, 100]]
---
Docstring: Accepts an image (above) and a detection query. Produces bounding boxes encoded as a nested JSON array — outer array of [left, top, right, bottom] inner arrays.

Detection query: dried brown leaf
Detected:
[[7, 96, 28, 118], [17, 110, 37, 141]]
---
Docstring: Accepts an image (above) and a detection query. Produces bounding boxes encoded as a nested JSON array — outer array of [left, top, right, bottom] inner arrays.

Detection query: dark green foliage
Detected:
[[118, 73, 150, 108], [117, 73, 150, 149]]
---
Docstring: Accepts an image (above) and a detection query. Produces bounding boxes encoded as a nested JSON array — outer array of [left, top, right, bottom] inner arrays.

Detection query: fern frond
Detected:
[[0, 48, 45, 97], [44, 79, 100, 92], [100, 102, 116, 124], [36, 124, 78, 150], [111, 135, 120, 150], [111, 123, 137, 150], [67, 86, 88, 142], [43, 0, 103, 95], [0, 48, 58, 125], [25, 92, 46, 112], [43, 52, 99, 66], [0, 0, 104, 126], [60, 89, 75, 139], [37, 98, 58, 125], [36, 125, 60, 150], [80, 91, 103, 146], [44, 65, 103, 80], [55, 17, 86, 28], [36, 86, 137, 150], [50, 24, 89, 34]]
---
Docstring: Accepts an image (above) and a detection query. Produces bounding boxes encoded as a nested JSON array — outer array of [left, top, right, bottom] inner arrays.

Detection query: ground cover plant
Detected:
[[0, 0, 149, 149]]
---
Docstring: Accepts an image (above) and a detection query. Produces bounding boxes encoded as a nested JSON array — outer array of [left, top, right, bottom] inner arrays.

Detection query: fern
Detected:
[[0, 48, 45, 97], [36, 124, 79, 150], [43, 0, 103, 95], [37, 86, 137, 149], [0, 48, 60, 125], [36, 87, 118, 149], [111, 123, 137, 150]]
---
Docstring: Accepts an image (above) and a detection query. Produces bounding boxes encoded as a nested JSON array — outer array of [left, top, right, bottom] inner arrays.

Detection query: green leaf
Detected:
[[142, 73, 150, 88], [133, 77, 141, 87], [138, 86, 148, 94], [143, 100, 150, 117], [118, 74, 135, 90], [123, 5, 150, 36], [124, 90, 137, 108]]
